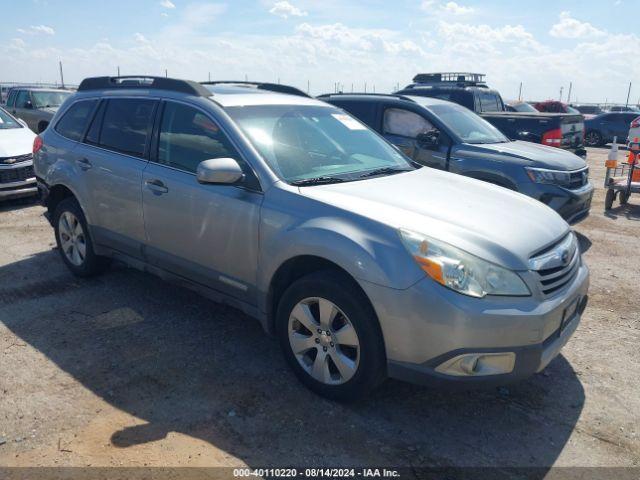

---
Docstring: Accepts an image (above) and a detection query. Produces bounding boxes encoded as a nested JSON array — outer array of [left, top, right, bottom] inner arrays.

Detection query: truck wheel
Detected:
[[276, 270, 386, 402], [53, 197, 109, 277], [605, 189, 615, 210], [585, 130, 603, 147]]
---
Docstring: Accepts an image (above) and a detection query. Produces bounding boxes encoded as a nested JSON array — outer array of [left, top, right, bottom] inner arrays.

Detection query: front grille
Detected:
[[0, 165, 34, 184], [0, 153, 32, 165], [568, 168, 589, 189], [530, 233, 580, 296]]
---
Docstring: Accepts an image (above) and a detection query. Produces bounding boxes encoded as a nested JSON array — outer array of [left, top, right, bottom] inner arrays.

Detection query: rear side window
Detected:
[[478, 91, 501, 112], [157, 101, 242, 173], [99, 98, 157, 158], [332, 101, 378, 129], [55, 100, 97, 141]]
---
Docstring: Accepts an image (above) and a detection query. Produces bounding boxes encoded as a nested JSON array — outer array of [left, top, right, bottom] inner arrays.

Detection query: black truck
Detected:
[[396, 73, 586, 157]]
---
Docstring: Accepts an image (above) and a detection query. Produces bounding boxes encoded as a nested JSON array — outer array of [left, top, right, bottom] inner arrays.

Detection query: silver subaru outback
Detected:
[[34, 76, 589, 401]]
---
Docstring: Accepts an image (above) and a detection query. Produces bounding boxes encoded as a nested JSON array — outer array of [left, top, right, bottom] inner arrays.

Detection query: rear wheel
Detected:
[[605, 189, 615, 210], [276, 270, 386, 401], [53, 197, 109, 276], [37, 121, 48, 133], [620, 190, 629, 205], [584, 130, 603, 147]]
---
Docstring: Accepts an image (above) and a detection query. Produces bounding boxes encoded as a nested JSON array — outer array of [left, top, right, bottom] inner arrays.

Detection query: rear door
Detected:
[[74, 97, 158, 258], [141, 100, 262, 303], [382, 105, 448, 169], [12, 90, 37, 131]]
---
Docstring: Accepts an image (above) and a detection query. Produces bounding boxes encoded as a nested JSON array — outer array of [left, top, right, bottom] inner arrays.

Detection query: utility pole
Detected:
[[307, 79, 310, 94], [364, 82, 367, 93], [117, 66, 120, 77], [165, 69, 168, 78], [567, 82, 572, 104], [559, 86, 563, 102], [518, 82, 522, 101], [625, 81, 632, 108], [208, 72, 211, 82], [59, 61, 65, 88]]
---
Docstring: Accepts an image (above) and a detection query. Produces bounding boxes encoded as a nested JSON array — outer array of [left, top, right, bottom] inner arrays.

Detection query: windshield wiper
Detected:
[[358, 167, 412, 179], [290, 176, 346, 186]]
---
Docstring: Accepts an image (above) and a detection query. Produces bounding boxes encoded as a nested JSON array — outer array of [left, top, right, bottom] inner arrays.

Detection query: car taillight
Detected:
[[33, 135, 43, 154], [542, 128, 563, 147], [631, 117, 640, 129]]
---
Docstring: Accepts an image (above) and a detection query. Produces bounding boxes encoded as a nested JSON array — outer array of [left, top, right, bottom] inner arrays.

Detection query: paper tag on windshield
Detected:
[[332, 114, 366, 130]]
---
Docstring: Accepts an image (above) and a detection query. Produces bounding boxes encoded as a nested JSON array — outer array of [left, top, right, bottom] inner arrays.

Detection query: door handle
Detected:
[[76, 158, 93, 171], [145, 179, 169, 194]]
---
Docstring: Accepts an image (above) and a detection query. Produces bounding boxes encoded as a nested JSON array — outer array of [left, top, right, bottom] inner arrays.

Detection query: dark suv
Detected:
[[321, 93, 593, 224]]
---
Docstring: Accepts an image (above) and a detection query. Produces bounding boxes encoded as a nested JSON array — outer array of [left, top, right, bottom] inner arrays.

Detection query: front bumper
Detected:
[[361, 261, 589, 389], [0, 161, 37, 200], [518, 182, 594, 225]]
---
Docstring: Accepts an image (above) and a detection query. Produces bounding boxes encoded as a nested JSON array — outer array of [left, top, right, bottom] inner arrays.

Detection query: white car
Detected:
[[629, 115, 640, 144], [0, 106, 37, 200]]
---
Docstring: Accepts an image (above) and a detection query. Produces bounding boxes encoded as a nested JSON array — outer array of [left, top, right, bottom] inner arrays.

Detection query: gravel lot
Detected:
[[0, 147, 638, 471]]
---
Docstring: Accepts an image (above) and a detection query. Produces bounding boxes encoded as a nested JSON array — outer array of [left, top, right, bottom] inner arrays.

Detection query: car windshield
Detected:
[[510, 102, 538, 113], [31, 91, 71, 108], [225, 104, 414, 183], [0, 108, 21, 129], [428, 103, 510, 144], [567, 106, 580, 114]]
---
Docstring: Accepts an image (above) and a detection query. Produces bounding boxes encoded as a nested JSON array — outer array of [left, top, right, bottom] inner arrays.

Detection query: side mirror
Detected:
[[196, 157, 244, 185], [416, 129, 440, 149]]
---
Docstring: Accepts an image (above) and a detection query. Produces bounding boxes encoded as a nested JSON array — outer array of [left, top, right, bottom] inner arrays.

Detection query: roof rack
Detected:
[[317, 92, 416, 103], [77, 76, 212, 97], [411, 72, 487, 86], [201, 81, 311, 98]]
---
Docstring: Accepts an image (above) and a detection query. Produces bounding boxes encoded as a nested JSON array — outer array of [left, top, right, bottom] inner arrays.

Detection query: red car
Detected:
[[534, 101, 581, 115]]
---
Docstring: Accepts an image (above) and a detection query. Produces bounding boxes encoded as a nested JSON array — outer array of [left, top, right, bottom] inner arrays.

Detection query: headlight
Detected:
[[399, 229, 530, 298], [525, 167, 571, 187]]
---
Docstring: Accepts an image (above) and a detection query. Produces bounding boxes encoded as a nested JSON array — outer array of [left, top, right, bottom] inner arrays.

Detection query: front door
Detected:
[[142, 100, 262, 303], [382, 107, 448, 169], [12, 90, 37, 131]]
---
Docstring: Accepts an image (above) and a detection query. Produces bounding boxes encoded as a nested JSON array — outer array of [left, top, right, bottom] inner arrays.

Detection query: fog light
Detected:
[[435, 352, 516, 377]]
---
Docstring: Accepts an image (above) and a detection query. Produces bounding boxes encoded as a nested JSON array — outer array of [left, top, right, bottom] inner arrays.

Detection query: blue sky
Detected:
[[1, 0, 638, 102]]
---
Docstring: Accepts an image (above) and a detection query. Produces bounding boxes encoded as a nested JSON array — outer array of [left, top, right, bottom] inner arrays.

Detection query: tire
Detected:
[[605, 189, 615, 210], [37, 121, 48, 133], [276, 270, 386, 402], [584, 130, 603, 147], [53, 197, 109, 277], [620, 190, 629, 205]]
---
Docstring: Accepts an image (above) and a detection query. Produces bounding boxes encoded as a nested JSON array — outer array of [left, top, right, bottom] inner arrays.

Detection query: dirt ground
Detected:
[[0, 147, 638, 472]]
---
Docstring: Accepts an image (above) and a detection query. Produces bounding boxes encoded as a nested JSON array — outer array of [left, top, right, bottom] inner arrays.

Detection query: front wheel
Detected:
[[605, 189, 615, 210], [53, 197, 109, 276], [619, 190, 629, 205], [276, 270, 386, 401], [584, 130, 603, 147]]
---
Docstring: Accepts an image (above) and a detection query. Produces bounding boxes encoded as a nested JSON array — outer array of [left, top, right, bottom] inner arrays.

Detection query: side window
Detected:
[[6, 90, 17, 107], [383, 108, 434, 138], [54, 100, 97, 141], [335, 101, 378, 128], [15, 91, 30, 108], [99, 98, 157, 157], [157, 102, 242, 173], [479, 91, 500, 112], [84, 101, 106, 145]]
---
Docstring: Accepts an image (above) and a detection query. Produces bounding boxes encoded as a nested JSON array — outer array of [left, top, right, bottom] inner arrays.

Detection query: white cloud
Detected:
[[134, 33, 149, 43], [17, 25, 55, 35], [269, 1, 307, 19], [549, 11, 605, 39], [441, 1, 474, 15], [161, 12, 169, 17], [160, 0, 175, 8], [421, 0, 473, 15]]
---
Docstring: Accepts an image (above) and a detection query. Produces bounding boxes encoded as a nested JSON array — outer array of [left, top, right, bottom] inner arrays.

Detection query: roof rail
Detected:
[[412, 72, 487, 86], [201, 81, 311, 98], [317, 92, 416, 103], [78, 76, 212, 97]]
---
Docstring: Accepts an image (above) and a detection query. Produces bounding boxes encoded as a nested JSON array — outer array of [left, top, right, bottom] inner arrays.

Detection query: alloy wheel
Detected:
[[288, 297, 360, 385], [58, 211, 86, 266]]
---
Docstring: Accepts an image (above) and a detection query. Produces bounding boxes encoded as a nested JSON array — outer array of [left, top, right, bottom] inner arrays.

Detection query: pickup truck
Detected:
[[396, 73, 586, 157]]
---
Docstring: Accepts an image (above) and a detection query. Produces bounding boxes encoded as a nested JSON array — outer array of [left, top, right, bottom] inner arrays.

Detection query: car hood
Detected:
[[300, 167, 569, 270], [0, 127, 36, 157], [39, 107, 59, 115], [461, 141, 586, 170]]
